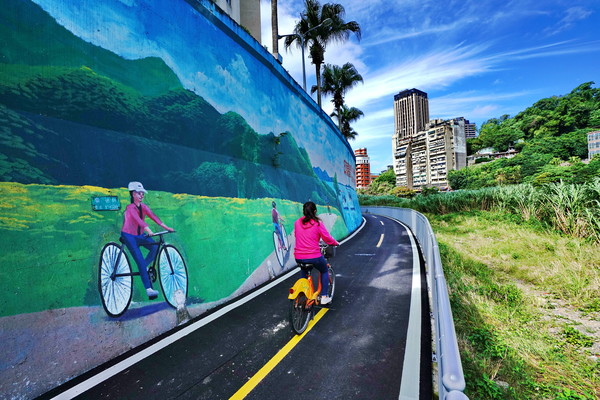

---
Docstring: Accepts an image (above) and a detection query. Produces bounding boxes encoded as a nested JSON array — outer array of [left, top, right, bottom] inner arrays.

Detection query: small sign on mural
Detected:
[[92, 196, 121, 211]]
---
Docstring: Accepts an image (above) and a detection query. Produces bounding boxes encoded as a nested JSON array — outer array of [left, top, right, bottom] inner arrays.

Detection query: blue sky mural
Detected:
[[33, 0, 354, 186]]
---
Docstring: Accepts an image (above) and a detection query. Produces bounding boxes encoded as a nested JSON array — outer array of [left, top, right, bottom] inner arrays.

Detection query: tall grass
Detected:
[[359, 178, 600, 242], [430, 213, 600, 399]]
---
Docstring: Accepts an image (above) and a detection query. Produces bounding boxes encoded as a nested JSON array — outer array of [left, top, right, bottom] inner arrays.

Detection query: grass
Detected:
[[429, 211, 600, 399], [359, 179, 600, 243], [0, 182, 349, 317]]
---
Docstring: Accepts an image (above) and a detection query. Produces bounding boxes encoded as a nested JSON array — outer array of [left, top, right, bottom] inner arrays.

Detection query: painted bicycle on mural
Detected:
[[272, 201, 290, 268], [98, 231, 188, 317]]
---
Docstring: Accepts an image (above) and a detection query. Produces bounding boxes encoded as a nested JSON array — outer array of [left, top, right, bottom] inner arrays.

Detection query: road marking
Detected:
[[50, 218, 367, 399], [380, 221, 384, 226], [49, 268, 300, 400], [229, 308, 329, 399], [376, 233, 384, 247], [398, 226, 422, 400]]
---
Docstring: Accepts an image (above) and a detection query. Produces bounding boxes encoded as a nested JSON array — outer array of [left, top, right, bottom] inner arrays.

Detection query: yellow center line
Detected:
[[229, 308, 329, 400], [376, 233, 384, 247]]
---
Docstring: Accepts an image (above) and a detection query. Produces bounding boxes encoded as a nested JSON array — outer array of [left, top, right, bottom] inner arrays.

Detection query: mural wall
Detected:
[[0, 0, 362, 397]]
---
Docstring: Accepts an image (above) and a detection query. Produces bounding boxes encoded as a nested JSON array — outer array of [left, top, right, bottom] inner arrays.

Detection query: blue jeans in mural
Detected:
[[295, 256, 329, 296], [120, 232, 159, 290], [273, 222, 284, 247]]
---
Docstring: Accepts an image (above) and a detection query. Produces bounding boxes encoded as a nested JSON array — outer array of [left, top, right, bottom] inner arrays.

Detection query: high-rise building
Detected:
[[392, 88, 467, 189], [354, 148, 371, 188], [392, 89, 429, 187], [424, 119, 467, 189], [464, 119, 477, 139]]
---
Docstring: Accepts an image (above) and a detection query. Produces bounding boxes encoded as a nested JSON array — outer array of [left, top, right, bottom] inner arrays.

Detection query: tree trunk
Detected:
[[315, 62, 322, 107]]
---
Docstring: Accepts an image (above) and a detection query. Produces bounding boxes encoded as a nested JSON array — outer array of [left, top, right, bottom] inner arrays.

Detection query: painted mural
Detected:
[[0, 0, 362, 397]]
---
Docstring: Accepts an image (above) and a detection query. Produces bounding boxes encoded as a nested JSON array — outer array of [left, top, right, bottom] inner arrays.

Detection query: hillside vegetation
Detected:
[[450, 82, 600, 189]]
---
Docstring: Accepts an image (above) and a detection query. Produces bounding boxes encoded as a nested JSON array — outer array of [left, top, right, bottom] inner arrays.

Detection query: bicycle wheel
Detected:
[[273, 231, 284, 267], [98, 243, 133, 317], [157, 245, 188, 308], [289, 292, 311, 334], [280, 224, 289, 251], [327, 265, 336, 299]]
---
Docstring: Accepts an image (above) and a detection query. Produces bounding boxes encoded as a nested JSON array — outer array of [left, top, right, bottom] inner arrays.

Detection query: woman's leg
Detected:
[[121, 232, 155, 289], [314, 256, 329, 296], [295, 256, 329, 295]]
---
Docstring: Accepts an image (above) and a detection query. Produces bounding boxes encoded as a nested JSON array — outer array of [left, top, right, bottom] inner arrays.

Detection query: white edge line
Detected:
[[52, 216, 368, 399], [393, 219, 422, 400]]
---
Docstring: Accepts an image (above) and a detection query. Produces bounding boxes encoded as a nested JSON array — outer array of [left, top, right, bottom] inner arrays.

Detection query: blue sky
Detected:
[[260, 0, 600, 173]]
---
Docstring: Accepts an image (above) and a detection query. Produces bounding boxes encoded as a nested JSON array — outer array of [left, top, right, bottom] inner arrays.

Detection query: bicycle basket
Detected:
[[322, 245, 336, 258]]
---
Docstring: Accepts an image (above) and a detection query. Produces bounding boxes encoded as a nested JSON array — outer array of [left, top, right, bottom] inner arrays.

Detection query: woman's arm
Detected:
[[319, 224, 339, 246], [143, 204, 174, 231]]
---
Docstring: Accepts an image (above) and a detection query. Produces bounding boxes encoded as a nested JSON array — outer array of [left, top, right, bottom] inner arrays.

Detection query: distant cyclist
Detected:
[[272, 201, 286, 250], [293, 201, 339, 305], [121, 181, 174, 299]]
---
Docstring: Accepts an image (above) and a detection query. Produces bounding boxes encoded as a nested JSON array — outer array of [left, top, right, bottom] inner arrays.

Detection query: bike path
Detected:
[[45, 213, 432, 399]]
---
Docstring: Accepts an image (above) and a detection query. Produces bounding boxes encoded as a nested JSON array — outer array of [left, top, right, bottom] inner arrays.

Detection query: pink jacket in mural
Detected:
[[293, 217, 339, 259], [122, 203, 166, 235]]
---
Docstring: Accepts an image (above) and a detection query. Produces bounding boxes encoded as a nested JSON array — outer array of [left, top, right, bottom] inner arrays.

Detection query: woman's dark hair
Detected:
[[301, 201, 320, 224], [129, 191, 135, 204]]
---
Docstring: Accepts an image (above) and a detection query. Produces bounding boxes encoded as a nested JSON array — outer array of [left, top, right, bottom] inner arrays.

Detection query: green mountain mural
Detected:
[[0, 0, 338, 205], [0, 0, 182, 96]]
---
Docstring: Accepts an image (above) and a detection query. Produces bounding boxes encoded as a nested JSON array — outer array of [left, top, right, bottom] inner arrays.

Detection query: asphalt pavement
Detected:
[[42, 213, 432, 400]]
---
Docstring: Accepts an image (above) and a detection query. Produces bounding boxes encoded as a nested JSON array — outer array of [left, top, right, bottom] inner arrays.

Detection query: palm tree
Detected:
[[331, 104, 364, 140], [314, 62, 363, 129], [284, 0, 361, 107]]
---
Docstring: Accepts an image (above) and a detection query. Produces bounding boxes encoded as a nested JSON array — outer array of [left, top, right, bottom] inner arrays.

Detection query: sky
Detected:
[[260, 0, 600, 173]]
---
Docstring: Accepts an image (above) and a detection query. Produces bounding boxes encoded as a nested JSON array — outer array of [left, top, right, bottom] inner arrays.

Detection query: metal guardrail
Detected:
[[361, 206, 468, 400]]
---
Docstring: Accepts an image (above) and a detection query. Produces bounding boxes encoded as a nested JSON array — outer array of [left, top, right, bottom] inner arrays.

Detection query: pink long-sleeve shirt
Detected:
[[293, 217, 339, 259], [121, 203, 165, 235]]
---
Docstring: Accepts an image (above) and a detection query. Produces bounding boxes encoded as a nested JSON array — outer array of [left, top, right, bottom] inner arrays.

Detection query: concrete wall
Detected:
[[0, 0, 361, 397]]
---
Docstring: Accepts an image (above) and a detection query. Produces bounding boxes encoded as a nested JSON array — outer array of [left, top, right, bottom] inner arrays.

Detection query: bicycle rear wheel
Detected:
[[157, 245, 188, 308], [273, 231, 284, 267], [289, 292, 311, 334], [98, 243, 133, 317], [281, 224, 289, 252], [327, 265, 336, 300]]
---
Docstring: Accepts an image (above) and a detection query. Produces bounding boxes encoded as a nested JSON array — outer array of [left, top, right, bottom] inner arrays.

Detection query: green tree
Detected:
[[285, 0, 361, 107], [330, 104, 363, 140], [477, 115, 524, 152], [374, 168, 396, 185], [315, 62, 363, 129]]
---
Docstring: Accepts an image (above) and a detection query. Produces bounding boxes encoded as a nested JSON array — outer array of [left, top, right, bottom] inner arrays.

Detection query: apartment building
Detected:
[[589, 130, 600, 158], [392, 89, 429, 187], [213, 0, 261, 42], [392, 88, 467, 189], [463, 118, 477, 139], [354, 148, 372, 188], [424, 118, 467, 188]]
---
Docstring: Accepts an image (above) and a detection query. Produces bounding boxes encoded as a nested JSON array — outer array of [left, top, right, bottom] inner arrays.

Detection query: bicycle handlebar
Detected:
[[150, 230, 175, 236]]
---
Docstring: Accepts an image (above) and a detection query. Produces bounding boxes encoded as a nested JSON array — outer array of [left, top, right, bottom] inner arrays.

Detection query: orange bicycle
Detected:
[[288, 244, 336, 334]]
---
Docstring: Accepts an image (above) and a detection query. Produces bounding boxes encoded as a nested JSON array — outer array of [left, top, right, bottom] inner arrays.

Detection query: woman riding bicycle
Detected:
[[272, 201, 286, 251], [293, 201, 339, 305], [121, 181, 174, 299]]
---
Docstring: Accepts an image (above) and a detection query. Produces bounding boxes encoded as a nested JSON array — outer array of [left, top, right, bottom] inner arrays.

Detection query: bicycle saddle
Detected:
[[297, 262, 315, 271]]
